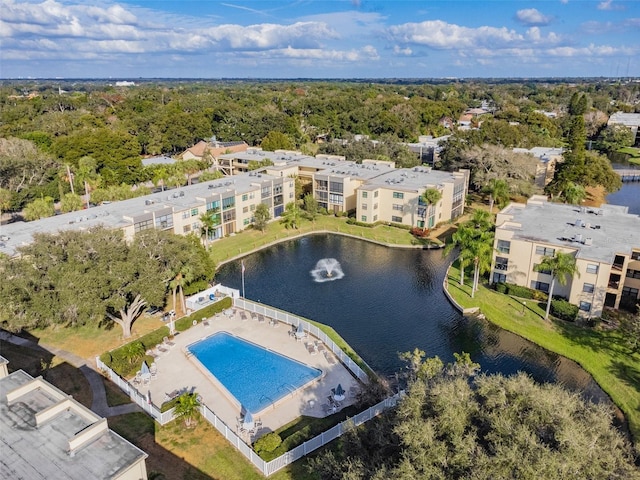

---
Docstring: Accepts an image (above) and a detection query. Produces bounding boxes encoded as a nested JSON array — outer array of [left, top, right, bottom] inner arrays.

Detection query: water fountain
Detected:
[[310, 258, 344, 283]]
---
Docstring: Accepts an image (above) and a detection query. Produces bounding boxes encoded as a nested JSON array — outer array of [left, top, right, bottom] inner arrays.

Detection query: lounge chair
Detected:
[[240, 311, 248, 321], [163, 336, 175, 347], [305, 342, 317, 355], [157, 344, 169, 354], [257, 314, 265, 323], [324, 351, 336, 364]]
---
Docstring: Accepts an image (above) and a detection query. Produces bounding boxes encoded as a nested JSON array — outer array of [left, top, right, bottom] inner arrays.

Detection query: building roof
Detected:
[[314, 161, 395, 181], [182, 140, 248, 159], [0, 368, 147, 479], [141, 155, 176, 166], [0, 172, 285, 256], [513, 147, 564, 163], [608, 112, 640, 128], [360, 166, 463, 192], [496, 197, 640, 264]]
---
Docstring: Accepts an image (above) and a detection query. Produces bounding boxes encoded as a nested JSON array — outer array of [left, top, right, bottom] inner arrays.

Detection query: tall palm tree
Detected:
[[199, 213, 215, 249], [173, 392, 200, 427], [422, 187, 442, 228], [444, 225, 475, 286], [280, 201, 302, 229], [469, 231, 495, 298], [483, 179, 510, 213], [538, 251, 580, 320]]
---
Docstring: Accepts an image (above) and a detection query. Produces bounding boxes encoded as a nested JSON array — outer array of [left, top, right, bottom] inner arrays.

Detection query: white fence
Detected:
[[233, 297, 371, 383], [95, 299, 402, 476]]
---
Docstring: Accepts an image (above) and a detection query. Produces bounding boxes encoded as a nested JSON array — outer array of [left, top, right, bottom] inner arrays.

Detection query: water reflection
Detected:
[[215, 234, 609, 403]]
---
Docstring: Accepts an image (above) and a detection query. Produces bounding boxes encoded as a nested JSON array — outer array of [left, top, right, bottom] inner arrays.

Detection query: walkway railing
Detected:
[[233, 297, 371, 383]]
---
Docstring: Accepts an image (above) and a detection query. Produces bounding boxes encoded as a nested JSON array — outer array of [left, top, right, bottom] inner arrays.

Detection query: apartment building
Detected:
[[0, 356, 148, 479], [0, 172, 295, 256], [513, 147, 564, 187], [492, 196, 640, 318], [217, 148, 309, 175], [357, 167, 469, 228]]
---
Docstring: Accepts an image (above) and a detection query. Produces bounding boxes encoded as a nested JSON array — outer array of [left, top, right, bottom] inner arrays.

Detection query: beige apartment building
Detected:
[[491, 196, 640, 318], [357, 167, 469, 228]]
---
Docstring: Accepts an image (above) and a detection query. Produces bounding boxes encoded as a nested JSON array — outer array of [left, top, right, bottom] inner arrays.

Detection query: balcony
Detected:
[[495, 263, 508, 271]]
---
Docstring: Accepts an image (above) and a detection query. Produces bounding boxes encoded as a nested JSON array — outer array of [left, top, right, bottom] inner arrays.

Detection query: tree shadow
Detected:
[[608, 360, 640, 394], [1, 337, 214, 480], [552, 318, 626, 356]]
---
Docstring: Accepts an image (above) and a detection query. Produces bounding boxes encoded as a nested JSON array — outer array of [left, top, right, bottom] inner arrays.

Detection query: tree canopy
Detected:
[[308, 351, 640, 480], [0, 228, 213, 337]]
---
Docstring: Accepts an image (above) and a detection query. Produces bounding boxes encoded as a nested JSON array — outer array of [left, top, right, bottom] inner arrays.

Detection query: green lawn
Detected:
[[446, 263, 640, 450], [209, 214, 436, 267]]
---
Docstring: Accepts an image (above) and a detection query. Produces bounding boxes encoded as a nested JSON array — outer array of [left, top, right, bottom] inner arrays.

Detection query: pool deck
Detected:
[[143, 309, 360, 442]]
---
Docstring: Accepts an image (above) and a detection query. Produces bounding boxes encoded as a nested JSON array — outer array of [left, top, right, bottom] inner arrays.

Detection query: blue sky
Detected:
[[1, 0, 639, 78]]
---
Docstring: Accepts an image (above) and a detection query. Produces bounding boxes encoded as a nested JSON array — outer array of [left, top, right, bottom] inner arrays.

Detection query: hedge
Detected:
[[551, 298, 579, 322], [100, 296, 233, 377], [494, 282, 548, 301]]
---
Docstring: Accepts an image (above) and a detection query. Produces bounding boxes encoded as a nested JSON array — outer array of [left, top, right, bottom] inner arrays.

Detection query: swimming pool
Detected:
[[188, 332, 323, 414]]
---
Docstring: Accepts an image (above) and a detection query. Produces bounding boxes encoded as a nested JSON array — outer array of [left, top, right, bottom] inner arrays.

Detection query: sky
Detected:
[[1, 0, 639, 79]]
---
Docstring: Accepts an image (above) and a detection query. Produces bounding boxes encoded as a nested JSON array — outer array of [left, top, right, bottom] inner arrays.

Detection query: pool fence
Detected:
[[95, 297, 399, 476]]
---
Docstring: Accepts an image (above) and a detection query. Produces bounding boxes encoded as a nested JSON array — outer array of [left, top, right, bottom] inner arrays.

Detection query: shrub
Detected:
[[183, 280, 210, 296], [345, 218, 374, 228], [495, 282, 507, 294], [551, 299, 579, 322], [254, 432, 282, 453], [175, 296, 232, 331], [410, 227, 430, 238]]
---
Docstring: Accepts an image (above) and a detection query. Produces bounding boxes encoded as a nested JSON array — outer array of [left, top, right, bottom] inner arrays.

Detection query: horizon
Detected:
[[2, 0, 639, 79]]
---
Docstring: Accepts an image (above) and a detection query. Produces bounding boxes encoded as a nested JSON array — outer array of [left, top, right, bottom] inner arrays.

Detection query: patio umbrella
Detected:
[[333, 383, 345, 401], [140, 361, 151, 382], [295, 323, 305, 339], [242, 411, 254, 430]]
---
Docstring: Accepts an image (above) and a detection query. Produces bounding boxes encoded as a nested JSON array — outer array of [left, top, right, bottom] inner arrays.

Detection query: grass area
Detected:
[[30, 314, 165, 359], [446, 263, 640, 450], [618, 146, 640, 160], [209, 214, 435, 267], [103, 377, 132, 407], [109, 412, 315, 480], [1, 340, 93, 408]]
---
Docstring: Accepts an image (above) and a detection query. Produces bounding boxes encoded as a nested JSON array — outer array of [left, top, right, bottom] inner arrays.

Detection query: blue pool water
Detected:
[[188, 332, 322, 414]]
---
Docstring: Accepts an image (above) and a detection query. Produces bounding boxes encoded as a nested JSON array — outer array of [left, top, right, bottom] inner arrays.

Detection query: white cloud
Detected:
[[597, 0, 625, 10], [515, 8, 552, 26], [386, 20, 562, 50], [393, 45, 412, 56]]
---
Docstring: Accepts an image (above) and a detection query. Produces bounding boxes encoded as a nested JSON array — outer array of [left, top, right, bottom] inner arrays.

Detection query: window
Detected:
[[243, 206, 249, 213], [417, 220, 425, 228], [497, 240, 511, 254], [192, 222, 199, 230], [632, 251, 640, 260], [191, 208, 199, 217], [243, 218, 250, 225], [583, 283, 595, 293], [392, 204, 403, 211], [134, 219, 153, 233], [495, 257, 508, 271], [626, 269, 640, 279], [242, 194, 248, 201], [586, 264, 599, 274], [223, 210, 236, 222], [392, 192, 404, 199], [362, 204, 367, 210], [535, 246, 555, 256], [329, 193, 343, 204], [330, 181, 343, 193], [261, 186, 271, 198], [373, 203, 378, 210], [250, 204, 256, 211], [374, 191, 379, 198], [207, 200, 220, 212], [362, 191, 368, 199], [531, 281, 550, 293], [392, 216, 403, 223], [222, 196, 235, 210], [418, 207, 426, 217], [183, 225, 191, 233], [155, 214, 173, 229], [622, 286, 639, 298], [361, 215, 367, 222], [579, 301, 592, 312], [373, 215, 378, 221], [182, 211, 190, 219], [493, 272, 506, 283]]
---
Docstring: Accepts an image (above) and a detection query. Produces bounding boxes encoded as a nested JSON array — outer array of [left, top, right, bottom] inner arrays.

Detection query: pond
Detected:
[[215, 234, 608, 402]]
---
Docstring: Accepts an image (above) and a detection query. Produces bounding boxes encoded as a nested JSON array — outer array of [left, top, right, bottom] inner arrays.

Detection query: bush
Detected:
[[183, 280, 210, 296], [345, 218, 374, 228], [254, 432, 282, 453], [494, 282, 547, 301], [410, 227, 430, 238], [551, 299, 579, 322], [175, 296, 232, 331], [495, 282, 507, 294]]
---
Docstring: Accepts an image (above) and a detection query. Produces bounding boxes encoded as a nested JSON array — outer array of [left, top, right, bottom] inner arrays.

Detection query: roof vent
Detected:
[[575, 219, 584, 227], [575, 233, 583, 243], [179, 191, 185, 197], [583, 237, 593, 246]]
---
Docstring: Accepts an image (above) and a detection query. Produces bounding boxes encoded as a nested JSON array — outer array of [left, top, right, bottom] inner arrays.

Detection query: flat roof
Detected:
[[0, 172, 284, 256], [361, 167, 463, 192], [0, 370, 146, 480], [315, 161, 395, 181], [498, 199, 640, 264]]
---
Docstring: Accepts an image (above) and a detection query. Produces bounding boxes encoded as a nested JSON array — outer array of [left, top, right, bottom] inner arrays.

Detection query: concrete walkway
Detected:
[[0, 330, 140, 418]]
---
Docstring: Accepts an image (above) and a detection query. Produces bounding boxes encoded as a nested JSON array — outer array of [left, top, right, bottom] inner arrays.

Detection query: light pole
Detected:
[[522, 301, 526, 315]]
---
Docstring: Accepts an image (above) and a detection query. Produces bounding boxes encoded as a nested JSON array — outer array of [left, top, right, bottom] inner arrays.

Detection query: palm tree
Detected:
[[469, 231, 494, 297], [538, 251, 580, 320], [563, 182, 586, 206], [199, 213, 215, 249], [280, 201, 302, 229], [444, 225, 475, 286], [422, 187, 442, 229], [173, 392, 200, 428], [483, 178, 509, 213]]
